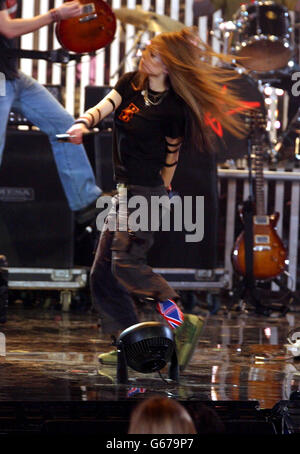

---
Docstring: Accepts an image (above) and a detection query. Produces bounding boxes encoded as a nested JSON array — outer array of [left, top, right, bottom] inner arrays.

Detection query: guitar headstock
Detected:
[[244, 111, 267, 135]]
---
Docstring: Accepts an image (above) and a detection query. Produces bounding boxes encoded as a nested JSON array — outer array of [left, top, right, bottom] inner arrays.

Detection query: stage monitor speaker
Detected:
[[148, 149, 219, 269], [0, 130, 74, 268], [213, 72, 265, 162], [85, 127, 219, 269], [83, 130, 115, 193]]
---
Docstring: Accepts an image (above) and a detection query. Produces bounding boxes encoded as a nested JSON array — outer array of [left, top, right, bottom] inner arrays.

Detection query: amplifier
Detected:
[[8, 84, 63, 126], [84, 129, 219, 269], [148, 149, 219, 270], [0, 129, 74, 268]]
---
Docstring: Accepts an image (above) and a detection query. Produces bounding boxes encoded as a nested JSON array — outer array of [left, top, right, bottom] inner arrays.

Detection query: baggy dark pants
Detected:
[[90, 184, 179, 334]]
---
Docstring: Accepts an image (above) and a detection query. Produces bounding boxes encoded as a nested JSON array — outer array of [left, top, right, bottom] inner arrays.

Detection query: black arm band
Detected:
[[74, 119, 90, 127], [87, 111, 95, 126], [164, 161, 178, 167], [95, 107, 101, 122], [107, 97, 116, 111]]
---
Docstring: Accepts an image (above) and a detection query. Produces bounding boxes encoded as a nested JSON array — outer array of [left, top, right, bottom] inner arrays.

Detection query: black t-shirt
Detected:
[[0, 0, 19, 79], [113, 71, 185, 186]]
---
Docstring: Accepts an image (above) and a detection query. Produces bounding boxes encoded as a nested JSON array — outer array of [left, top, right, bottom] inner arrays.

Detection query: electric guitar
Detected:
[[55, 0, 116, 53], [231, 112, 287, 280]]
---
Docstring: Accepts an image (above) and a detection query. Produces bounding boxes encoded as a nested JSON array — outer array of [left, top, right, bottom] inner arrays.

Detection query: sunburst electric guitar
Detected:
[[231, 113, 287, 280], [56, 0, 116, 53]]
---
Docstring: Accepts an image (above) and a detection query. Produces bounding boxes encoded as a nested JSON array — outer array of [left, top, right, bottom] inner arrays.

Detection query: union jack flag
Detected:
[[127, 387, 147, 397], [157, 299, 184, 330]]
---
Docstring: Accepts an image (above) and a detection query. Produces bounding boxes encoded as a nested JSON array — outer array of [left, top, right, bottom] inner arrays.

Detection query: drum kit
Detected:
[[113, 1, 300, 163]]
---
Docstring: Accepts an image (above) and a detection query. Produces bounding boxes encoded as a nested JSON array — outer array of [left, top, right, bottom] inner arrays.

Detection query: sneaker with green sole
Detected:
[[98, 349, 118, 365], [174, 314, 205, 371]]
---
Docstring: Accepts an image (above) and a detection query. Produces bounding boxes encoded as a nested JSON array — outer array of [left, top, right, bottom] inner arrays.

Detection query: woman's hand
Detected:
[[66, 123, 89, 144]]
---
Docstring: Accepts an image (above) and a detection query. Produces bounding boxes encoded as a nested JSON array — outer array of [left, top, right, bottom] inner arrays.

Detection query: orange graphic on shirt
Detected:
[[119, 103, 140, 123]]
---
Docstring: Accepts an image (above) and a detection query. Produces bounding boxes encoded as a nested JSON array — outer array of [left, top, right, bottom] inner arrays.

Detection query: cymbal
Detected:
[[113, 7, 185, 33]]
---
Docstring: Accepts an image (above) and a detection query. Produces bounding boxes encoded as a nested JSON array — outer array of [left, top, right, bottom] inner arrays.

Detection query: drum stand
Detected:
[[227, 135, 296, 316]]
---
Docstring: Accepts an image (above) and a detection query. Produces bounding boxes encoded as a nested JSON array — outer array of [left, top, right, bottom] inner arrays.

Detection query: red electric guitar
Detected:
[[231, 112, 287, 280], [56, 0, 116, 53]]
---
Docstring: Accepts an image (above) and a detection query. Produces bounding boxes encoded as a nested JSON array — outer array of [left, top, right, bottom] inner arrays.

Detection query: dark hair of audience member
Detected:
[[188, 403, 225, 434], [128, 397, 197, 434]]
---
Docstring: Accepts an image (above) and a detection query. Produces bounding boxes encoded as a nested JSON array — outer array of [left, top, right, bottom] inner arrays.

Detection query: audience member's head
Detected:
[[128, 397, 197, 434], [189, 403, 225, 434]]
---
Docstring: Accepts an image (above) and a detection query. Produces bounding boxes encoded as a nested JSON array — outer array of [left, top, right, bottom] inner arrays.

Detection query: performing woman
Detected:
[[66, 27, 245, 369]]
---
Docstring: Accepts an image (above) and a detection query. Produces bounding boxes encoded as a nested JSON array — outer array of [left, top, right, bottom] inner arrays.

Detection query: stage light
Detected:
[[116, 321, 179, 384], [264, 86, 273, 96], [275, 121, 281, 129]]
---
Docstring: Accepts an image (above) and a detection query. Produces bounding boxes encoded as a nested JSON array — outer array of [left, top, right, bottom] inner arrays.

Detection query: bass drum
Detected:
[[232, 1, 293, 72], [209, 69, 265, 163]]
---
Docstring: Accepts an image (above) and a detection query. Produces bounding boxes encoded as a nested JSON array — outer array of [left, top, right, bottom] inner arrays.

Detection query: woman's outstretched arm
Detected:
[[66, 89, 122, 144]]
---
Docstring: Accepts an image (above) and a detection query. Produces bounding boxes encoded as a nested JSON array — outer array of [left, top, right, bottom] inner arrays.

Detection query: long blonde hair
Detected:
[[128, 397, 197, 434], [134, 27, 249, 151]]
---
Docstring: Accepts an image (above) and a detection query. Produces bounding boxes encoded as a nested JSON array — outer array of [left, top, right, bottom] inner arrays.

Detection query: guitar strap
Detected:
[[1, 47, 81, 64]]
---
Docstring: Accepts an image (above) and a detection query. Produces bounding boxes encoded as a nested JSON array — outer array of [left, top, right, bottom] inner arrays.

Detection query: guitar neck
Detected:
[[254, 145, 265, 216]]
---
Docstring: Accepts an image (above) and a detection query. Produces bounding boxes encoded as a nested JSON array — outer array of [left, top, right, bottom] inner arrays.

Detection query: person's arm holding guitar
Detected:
[[66, 90, 122, 144], [0, 0, 83, 39]]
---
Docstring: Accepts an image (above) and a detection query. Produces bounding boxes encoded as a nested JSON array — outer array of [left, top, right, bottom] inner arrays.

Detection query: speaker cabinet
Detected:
[[85, 128, 218, 269], [9, 85, 63, 126], [148, 150, 219, 269], [0, 130, 74, 267]]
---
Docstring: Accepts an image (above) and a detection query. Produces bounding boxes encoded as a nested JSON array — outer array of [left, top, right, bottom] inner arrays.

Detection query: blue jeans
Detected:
[[0, 72, 101, 210]]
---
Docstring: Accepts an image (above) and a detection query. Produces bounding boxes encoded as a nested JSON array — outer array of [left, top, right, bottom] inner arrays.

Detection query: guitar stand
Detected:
[[228, 274, 295, 317], [227, 132, 295, 317]]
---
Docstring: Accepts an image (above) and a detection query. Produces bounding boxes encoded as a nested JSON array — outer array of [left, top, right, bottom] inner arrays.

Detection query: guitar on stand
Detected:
[[230, 111, 294, 316]]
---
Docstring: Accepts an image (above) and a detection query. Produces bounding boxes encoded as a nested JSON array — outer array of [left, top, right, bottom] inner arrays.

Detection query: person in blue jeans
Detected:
[[0, 0, 101, 217]]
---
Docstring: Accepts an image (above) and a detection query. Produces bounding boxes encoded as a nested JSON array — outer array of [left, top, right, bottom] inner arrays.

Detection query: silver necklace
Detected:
[[141, 87, 169, 107]]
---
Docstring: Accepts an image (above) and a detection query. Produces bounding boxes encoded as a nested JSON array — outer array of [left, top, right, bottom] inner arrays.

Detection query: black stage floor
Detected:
[[1, 304, 300, 435]]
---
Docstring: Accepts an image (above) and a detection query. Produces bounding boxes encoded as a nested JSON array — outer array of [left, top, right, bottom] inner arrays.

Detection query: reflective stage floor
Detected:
[[1, 305, 300, 410]]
